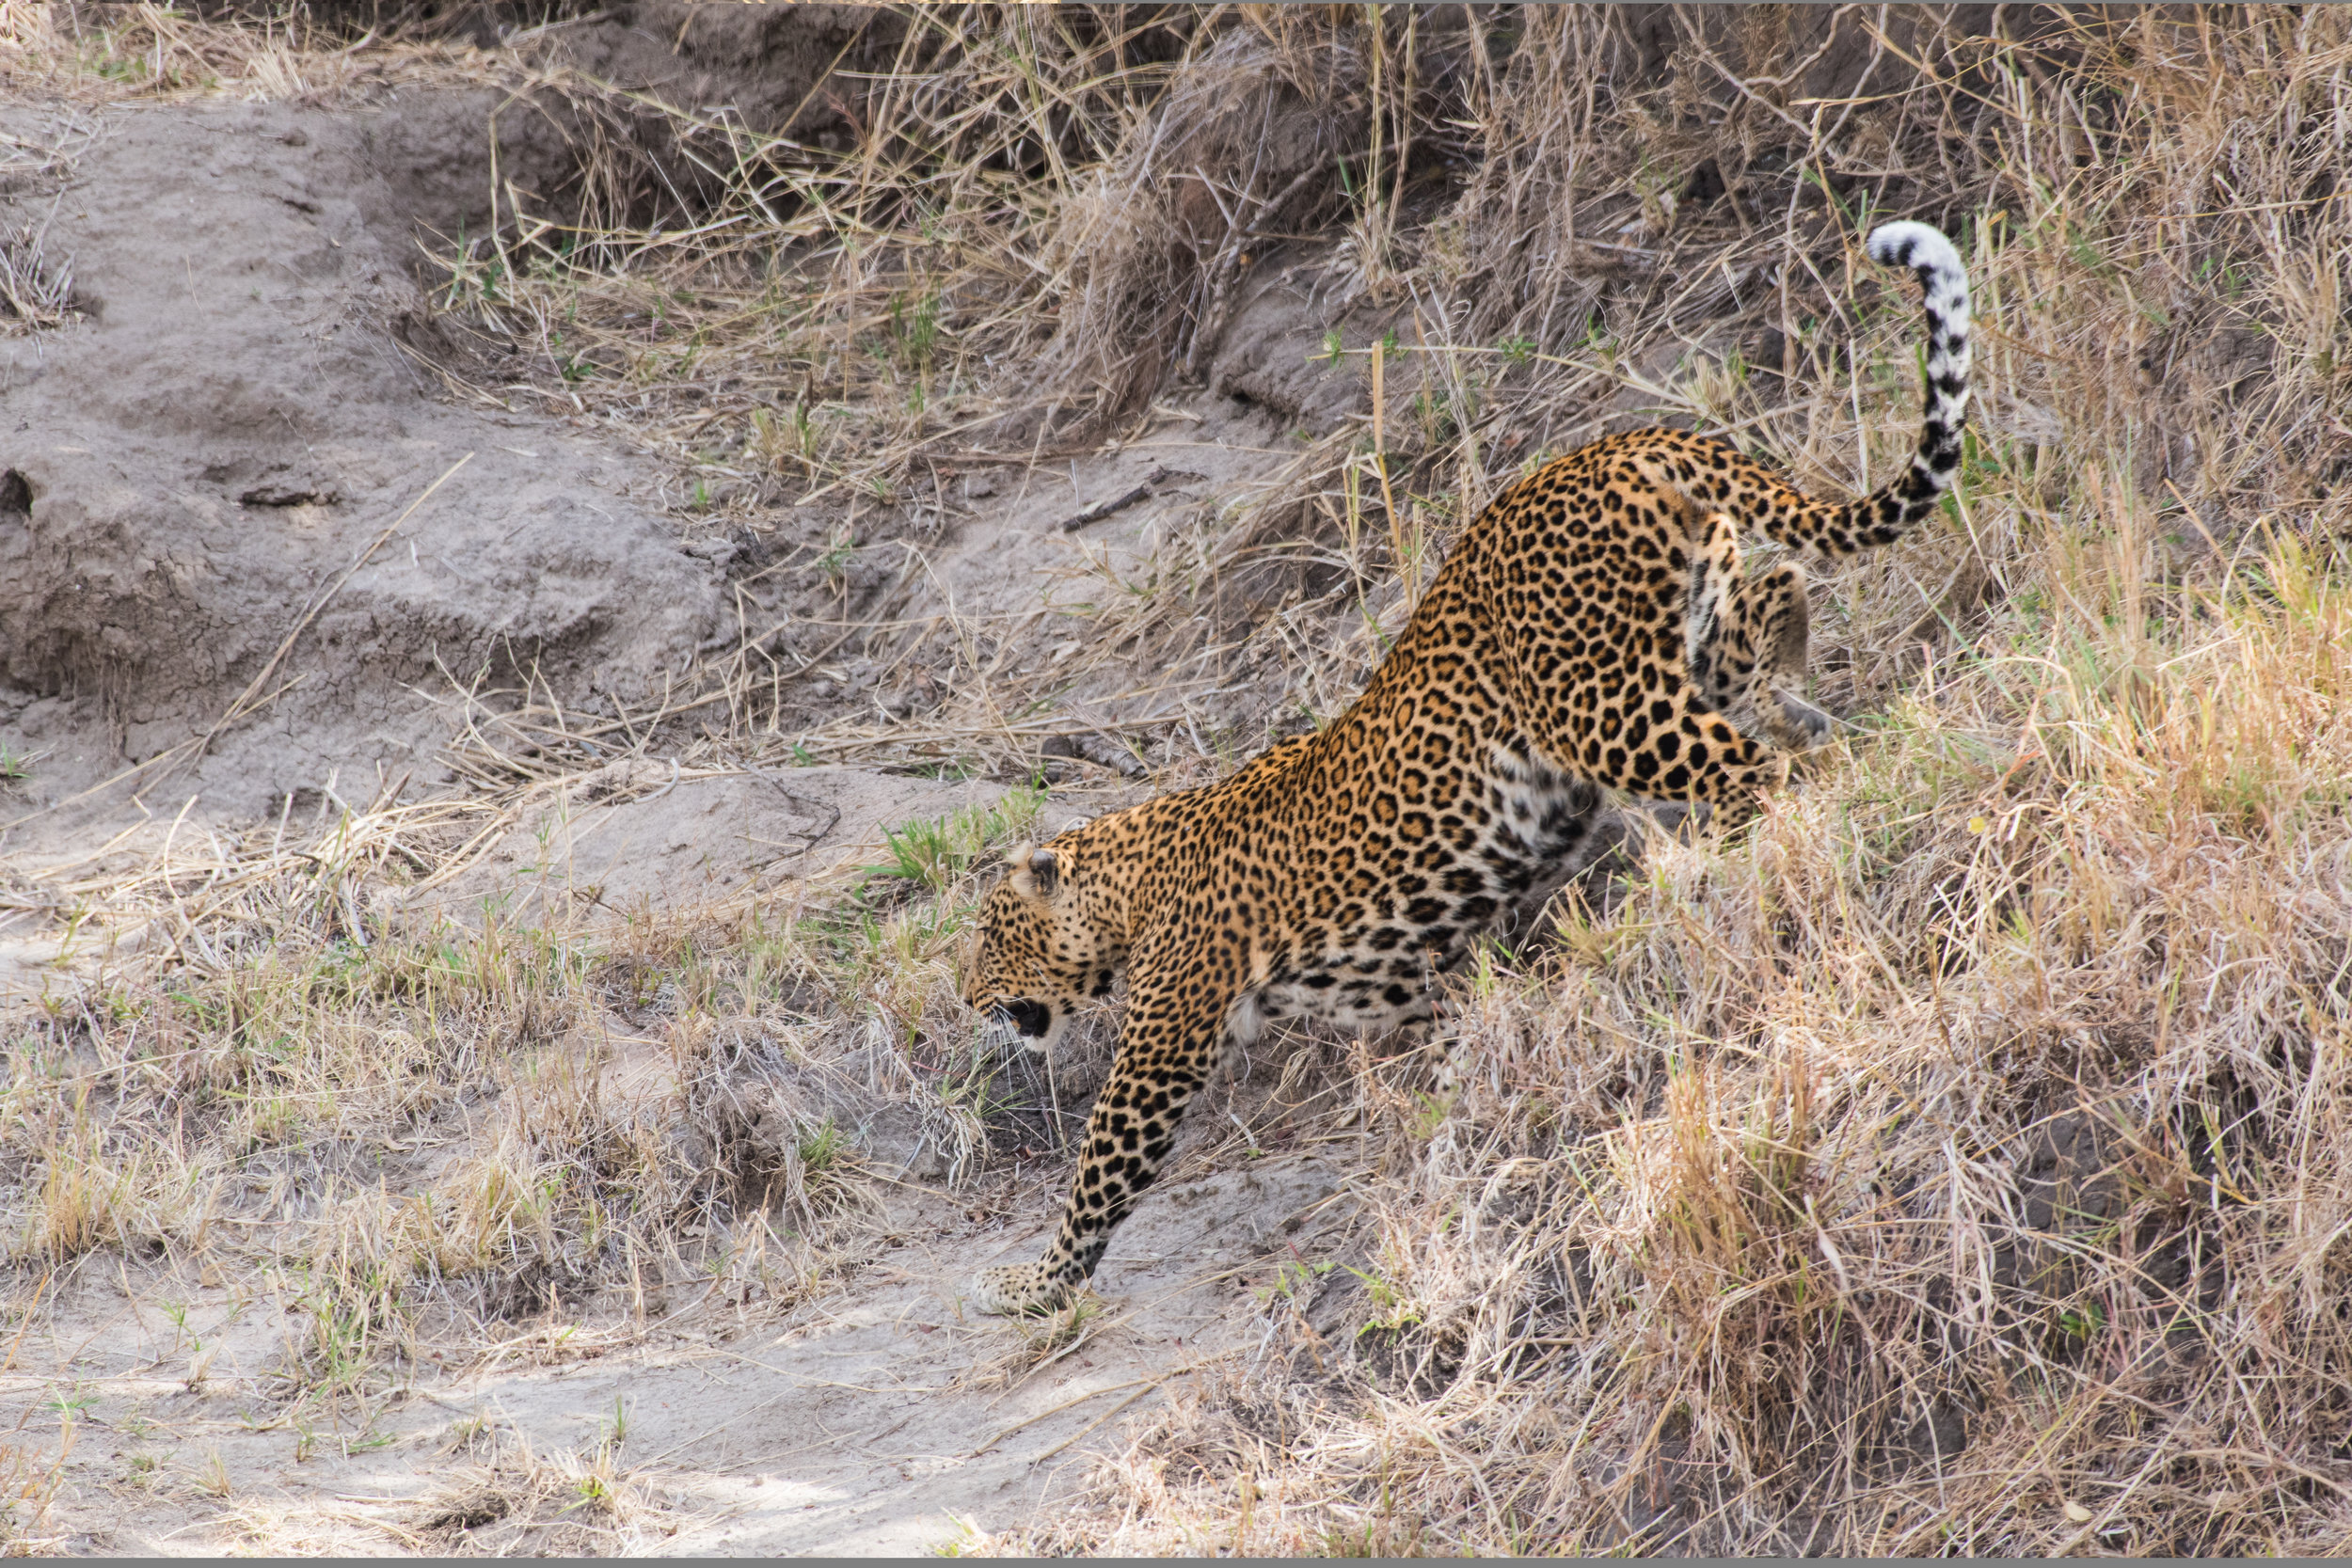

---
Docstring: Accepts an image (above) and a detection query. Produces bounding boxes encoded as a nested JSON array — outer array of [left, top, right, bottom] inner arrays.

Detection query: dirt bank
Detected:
[[0, 96, 723, 829]]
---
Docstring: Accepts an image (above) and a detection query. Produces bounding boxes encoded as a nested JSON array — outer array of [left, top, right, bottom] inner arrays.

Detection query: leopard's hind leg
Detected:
[[1684, 509, 1831, 753]]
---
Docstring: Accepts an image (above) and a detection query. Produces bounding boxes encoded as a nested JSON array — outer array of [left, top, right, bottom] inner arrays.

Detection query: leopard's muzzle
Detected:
[[980, 999, 1056, 1054]]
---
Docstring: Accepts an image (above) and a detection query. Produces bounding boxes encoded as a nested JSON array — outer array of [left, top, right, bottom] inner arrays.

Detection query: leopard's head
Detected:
[[963, 841, 1123, 1054]]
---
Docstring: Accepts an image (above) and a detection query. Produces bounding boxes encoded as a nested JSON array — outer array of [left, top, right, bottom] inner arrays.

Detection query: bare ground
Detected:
[[0, 1151, 1350, 1556]]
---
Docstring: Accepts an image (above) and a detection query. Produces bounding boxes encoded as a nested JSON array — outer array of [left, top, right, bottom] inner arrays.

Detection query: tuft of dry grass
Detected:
[[0, 1407, 72, 1555], [405, 1409, 699, 1556]]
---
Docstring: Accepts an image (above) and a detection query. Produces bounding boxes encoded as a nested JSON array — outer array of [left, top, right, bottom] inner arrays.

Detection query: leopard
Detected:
[[962, 220, 1972, 1315]]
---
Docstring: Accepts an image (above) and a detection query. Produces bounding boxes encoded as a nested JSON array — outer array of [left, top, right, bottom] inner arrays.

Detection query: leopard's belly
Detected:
[[1251, 745, 1603, 1036]]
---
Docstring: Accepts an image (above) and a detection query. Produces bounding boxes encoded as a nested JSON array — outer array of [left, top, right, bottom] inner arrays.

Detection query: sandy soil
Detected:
[[411, 762, 1021, 928], [0, 82, 1324, 982], [0, 1148, 1350, 1556], [0, 96, 725, 825]]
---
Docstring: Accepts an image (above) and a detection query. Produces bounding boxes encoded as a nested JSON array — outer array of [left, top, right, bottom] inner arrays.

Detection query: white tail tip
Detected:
[[1866, 220, 1963, 280]]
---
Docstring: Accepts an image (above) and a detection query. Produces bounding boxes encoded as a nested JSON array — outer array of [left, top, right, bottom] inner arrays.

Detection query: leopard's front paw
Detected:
[[970, 1261, 1072, 1317]]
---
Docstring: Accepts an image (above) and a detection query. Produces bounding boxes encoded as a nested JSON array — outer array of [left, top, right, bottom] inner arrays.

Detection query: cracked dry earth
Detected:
[[0, 85, 1372, 1556]]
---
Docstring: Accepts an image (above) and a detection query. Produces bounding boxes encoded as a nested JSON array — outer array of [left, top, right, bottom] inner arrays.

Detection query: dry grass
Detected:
[[383, 3, 2352, 795], [6, 0, 2352, 1556], [964, 8, 2352, 1557], [0, 1407, 72, 1555], [1, 1, 499, 102], [0, 761, 1049, 1438], [1009, 517, 2352, 1552], [400, 1406, 703, 1556]]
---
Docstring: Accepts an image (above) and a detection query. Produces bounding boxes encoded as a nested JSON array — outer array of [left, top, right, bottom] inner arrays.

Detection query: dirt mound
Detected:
[[0, 96, 723, 829]]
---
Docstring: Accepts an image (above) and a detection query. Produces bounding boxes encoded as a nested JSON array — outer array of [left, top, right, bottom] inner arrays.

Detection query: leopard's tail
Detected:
[[1765, 220, 1972, 559]]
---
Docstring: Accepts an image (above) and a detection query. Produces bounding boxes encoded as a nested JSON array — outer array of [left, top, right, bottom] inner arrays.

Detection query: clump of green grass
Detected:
[[868, 790, 1045, 896]]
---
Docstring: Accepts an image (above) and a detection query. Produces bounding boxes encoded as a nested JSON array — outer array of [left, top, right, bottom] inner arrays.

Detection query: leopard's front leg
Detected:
[[970, 974, 1225, 1315]]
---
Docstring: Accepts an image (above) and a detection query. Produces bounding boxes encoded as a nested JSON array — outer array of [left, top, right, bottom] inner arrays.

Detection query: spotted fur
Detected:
[[963, 220, 1972, 1314]]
